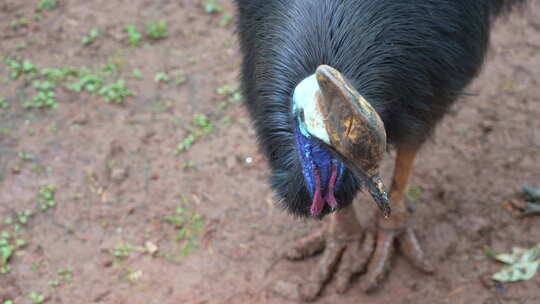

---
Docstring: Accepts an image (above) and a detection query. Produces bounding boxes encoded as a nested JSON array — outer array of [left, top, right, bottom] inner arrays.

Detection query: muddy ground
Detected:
[[0, 1, 539, 303]]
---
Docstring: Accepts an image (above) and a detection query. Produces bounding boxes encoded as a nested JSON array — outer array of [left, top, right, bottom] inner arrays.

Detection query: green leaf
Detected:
[[492, 261, 540, 282], [522, 185, 540, 202], [163, 216, 184, 224], [492, 244, 540, 283], [1, 244, 14, 265]]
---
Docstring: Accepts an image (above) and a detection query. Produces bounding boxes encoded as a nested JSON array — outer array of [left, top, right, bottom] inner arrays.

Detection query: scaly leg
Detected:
[[362, 145, 433, 292]]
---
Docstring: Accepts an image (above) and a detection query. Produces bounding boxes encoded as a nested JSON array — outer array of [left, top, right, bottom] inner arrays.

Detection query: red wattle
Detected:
[[325, 162, 338, 209], [310, 168, 325, 216]]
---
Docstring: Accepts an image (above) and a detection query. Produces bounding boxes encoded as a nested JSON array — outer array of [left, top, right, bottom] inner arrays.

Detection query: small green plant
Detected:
[[34, 12, 44, 21], [29, 292, 45, 304], [37, 0, 57, 10], [4, 300, 13, 304], [67, 73, 104, 94], [219, 13, 233, 27], [0, 98, 9, 109], [33, 80, 56, 91], [193, 114, 213, 130], [49, 268, 73, 287], [178, 212, 205, 256], [17, 152, 34, 161], [100, 58, 120, 76], [10, 17, 29, 29], [146, 21, 168, 39], [4, 58, 38, 79], [176, 135, 195, 153], [216, 85, 243, 109], [82, 28, 100, 45], [406, 186, 422, 203], [1, 230, 26, 275], [41, 67, 77, 83], [182, 161, 195, 169], [203, 0, 223, 13], [0, 265, 12, 275], [0, 235, 14, 266], [175, 114, 215, 154], [98, 80, 134, 103], [132, 69, 143, 79], [50, 267, 73, 287], [154, 71, 170, 83], [23, 80, 59, 109], [163, 199, 205, 258], [16, 43, 28, 50], [18, 210, 33, 225], [113, 244, 131, 259], [124, 24, 142, 46], [174, 72, 186, 86], [37, 185, 57, 212], [216, 84, 236, 95], [58, 267, 73, 281]]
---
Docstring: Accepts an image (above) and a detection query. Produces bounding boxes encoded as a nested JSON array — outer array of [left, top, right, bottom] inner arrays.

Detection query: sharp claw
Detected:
[[362, 229, 397, 293], [399, 227, 434, 274]]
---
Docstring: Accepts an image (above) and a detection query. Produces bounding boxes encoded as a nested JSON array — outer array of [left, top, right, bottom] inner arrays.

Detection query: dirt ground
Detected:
[[0, 1, 539, 303]]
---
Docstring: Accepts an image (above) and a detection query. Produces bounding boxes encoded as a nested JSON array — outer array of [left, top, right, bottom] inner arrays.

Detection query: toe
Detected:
[[398, 227, 434, 274], [273, 280, 303, 301], [283, 228, 326, 260], [362, 229, 397, 293], [300, 240, 346, 300], [335, 232, 375, 293]]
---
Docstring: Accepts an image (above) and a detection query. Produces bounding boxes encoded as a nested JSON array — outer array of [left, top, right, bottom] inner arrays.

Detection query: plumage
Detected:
[[234, 0, 525, 217]]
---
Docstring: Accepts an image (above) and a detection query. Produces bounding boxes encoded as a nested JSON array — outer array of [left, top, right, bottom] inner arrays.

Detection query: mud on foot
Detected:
[[273, 208, 434, 301], [362, 224, 434, 293]]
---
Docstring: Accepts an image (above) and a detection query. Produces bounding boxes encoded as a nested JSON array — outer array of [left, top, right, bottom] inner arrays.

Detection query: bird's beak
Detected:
[[314, 65, 391, 217]]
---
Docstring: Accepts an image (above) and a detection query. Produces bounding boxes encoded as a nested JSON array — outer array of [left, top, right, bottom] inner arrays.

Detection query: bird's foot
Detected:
[[274, 208, 433, 301], [362, 218, 434, 293], [275, 207, 374, 301]]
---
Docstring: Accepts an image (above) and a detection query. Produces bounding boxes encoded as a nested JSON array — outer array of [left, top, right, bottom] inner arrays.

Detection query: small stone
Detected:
[[102, 259, 113, 268], [71, 113, 89, 125], [145, 241, 158, 255], [110, 167, 128, 183]]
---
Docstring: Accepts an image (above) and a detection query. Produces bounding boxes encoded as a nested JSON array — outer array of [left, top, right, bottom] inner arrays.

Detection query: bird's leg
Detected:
[[279, 204, 375, 301], [362, 145, 433, 292]]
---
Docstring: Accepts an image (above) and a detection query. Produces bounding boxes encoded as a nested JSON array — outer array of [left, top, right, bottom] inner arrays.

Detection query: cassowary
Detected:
[[234, 0, 526, 300]]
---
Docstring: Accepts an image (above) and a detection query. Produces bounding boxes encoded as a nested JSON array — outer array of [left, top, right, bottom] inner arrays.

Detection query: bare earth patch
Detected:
[[0, 1, 539, 303]]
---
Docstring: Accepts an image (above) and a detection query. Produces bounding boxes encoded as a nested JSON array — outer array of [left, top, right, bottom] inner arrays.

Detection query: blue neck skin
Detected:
[[295, 125, 345, 207]]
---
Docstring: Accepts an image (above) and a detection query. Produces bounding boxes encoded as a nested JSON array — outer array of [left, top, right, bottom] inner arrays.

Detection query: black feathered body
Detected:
[[234, 0, 524, 216]]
